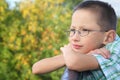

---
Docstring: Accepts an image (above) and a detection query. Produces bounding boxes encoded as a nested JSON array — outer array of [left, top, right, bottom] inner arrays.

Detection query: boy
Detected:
[[32, 1, 120, 80]]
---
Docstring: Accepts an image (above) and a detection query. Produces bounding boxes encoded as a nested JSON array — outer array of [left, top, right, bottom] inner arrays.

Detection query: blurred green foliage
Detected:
[[0, 0, 120, 80], [0, 0, 82, 80]]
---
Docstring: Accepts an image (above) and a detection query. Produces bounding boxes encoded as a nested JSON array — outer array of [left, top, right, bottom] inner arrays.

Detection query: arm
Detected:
[[32, 54, 65, 74], [61, 44, 110, 71]]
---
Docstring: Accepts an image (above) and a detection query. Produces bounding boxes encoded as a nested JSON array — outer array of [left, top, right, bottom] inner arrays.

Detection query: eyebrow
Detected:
[[71, 25, 86, 29], [71, 26, 76, 28]]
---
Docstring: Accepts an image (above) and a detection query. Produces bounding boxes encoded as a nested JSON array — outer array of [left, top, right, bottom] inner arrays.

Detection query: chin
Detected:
[[71, 47, 81, 53]]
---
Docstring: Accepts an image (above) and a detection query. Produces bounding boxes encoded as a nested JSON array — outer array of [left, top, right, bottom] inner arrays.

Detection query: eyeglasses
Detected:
[[66, 28, 106, 37]]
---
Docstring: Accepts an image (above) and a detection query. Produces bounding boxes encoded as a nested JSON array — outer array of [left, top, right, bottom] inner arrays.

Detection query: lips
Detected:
[[72, 44, 83, 49]]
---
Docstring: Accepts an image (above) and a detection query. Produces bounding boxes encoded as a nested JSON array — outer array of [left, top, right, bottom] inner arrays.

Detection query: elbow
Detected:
[[32, 63, 47, 74], [32, 63, 42, 74], [66, 64, 75, 70], [66, 63, 83, 71], [32, 69, 38, 74], [32, 64, 39, 74]]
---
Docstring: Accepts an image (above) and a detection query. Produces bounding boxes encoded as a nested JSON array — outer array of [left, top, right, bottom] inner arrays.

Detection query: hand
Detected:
[[60, 44, 100, 71], [60, 44, 78, 55], [87, 47, 111, 59], [60, 44, 81, 69]]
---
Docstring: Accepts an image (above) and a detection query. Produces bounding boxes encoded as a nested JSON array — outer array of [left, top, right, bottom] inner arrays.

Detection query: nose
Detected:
[[72, 31, 80, 41]]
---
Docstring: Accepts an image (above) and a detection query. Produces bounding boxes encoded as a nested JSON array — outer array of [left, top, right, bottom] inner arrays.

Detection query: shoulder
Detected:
[[105, 34, 120, 54]]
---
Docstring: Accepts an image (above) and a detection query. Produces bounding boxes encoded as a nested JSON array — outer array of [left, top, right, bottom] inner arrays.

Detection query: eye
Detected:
[[70, 29, 76, 33], [70, 28, 75, 31], [81, 28, 90, 32]]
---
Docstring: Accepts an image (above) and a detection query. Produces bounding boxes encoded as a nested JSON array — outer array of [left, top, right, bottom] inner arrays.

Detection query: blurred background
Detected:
[[0, 0, 120, 80]]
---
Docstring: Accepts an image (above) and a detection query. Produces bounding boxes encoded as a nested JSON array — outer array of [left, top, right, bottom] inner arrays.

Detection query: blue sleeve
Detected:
[[61, 68, 69, 80]]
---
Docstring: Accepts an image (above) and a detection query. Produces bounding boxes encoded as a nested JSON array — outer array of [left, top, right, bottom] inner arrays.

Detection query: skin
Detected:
[[69, 9, 106, 54], [61, 9, 115, 71], [32, 9, 115, 74], [32, 48, 110, 74], [32, 54, 65, 74]]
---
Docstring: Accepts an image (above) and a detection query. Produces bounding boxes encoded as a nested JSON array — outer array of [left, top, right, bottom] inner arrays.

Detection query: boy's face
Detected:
[[69, 9, 106, 54]]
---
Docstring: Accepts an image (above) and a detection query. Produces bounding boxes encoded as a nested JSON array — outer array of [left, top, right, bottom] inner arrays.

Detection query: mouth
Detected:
[[72, 44, 83, 49]]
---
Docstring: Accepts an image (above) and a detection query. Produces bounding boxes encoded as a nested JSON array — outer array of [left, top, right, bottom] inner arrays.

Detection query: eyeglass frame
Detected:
[[66, 28, 108, 37]]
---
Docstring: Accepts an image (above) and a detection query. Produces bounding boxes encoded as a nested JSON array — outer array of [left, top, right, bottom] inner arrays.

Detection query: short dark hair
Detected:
[[73, 0, 117, 31]]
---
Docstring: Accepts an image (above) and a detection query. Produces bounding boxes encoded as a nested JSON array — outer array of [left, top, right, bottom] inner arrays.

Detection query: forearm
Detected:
[[32, 54, 65, 74], [61, 45, 99, 71], [61, 44, 111, 71], [64, 52, 99, 71]]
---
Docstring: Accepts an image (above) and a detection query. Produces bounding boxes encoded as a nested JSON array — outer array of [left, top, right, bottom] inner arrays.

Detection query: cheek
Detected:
[[83, 36, 104, 50], [68, 34, 104, 53]]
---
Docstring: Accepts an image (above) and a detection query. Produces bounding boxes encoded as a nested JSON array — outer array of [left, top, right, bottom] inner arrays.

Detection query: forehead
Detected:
[[71, 9, 101, 29]]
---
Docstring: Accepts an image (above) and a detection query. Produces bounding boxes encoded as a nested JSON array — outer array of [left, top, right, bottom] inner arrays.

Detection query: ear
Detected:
[[103, 30, 116, 45]]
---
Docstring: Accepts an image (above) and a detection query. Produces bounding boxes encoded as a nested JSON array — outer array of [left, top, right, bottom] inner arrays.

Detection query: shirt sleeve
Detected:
[[93, 34, 120, 79], [61, 68, 69, 80]]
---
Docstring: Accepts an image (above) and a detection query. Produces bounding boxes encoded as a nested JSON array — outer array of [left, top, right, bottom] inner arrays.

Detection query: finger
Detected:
[[68, 43, 71, 47], [64, 44, 67, 47], [90, 49, 108, 58], [87, 51, 95, 55], [95, 49, 108, 58], [100, 48, 110, 54], [60, 47, 64, 53], [100, 48, 110, 58], [95, 48, 109, 58]]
